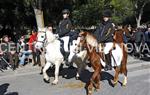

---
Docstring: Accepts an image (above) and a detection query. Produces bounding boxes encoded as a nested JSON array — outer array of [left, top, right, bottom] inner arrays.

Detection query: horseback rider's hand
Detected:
[[55, 34, 59, 39]]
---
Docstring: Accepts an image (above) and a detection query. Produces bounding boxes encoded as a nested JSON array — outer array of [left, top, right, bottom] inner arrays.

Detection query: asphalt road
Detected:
[[0, 56, 150, 95]]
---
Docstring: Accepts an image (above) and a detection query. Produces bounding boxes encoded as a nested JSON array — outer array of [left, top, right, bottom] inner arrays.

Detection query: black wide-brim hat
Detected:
[[102, 9, 112, 17], [62, 9, 70, 14]]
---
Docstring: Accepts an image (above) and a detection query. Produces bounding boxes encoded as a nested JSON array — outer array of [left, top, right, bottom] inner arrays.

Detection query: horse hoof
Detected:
[[122, 79, 127, 87], [113, 81, 118, 87], [88, 90, 92, 95], [75, 77, 80, 80], [122, 85, 126, 87], [63, 75, 67, 78], [122, 83, 127, 87], [39, 72, 43, 75], [43, 79, 50, 83], [51, 82, 58, 85]]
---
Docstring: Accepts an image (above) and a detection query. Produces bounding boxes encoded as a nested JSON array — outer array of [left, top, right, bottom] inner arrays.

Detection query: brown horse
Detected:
[[76, 32, 101, 95], [77, 31, 128, 95], [113, 28, 128, 84]]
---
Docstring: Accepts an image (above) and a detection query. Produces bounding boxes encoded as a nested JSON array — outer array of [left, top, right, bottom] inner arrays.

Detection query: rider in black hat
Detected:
[[56, 9, 74, 67], [94, 9, 115, 71], [57, 9, 72, 37]]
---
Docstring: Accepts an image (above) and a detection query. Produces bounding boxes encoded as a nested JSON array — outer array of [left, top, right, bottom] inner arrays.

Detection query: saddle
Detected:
[[58, 31, 78, 61], [97, 43, 117, 70]]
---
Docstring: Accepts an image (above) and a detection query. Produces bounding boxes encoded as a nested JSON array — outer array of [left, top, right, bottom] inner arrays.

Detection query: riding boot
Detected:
[[64, 52, 70, 66], [104, 53, 112, 71]]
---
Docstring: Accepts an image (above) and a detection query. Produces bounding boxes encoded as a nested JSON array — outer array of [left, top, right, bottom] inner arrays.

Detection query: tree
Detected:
[[24, 0, 44, 28], [0, 0, 36, 36], [72, 0, 105, 27], [72, 0, 134, 27], [131, 0, 150, 27], [110, 0, 134, 24]]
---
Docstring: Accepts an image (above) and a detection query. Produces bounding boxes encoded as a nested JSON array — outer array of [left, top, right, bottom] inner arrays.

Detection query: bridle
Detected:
[[37, 32, 46, 43], [36, 29, 48, 47], [75, 35, 87, 53]]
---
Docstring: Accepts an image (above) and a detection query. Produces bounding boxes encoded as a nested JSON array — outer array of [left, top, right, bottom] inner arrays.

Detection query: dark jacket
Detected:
[[145, 31, 150, 43], [133, 30, 145, 43], [57, 18, 72, 37], [94, 20, 115, 43]]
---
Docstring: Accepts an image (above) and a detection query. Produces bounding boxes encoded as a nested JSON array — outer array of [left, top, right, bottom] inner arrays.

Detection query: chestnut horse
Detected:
[[77, 31, 128, 95]]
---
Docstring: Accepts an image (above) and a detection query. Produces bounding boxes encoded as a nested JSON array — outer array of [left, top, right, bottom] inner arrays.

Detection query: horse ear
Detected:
[[79, 31, 87, 37], [38, 27, 41, 32]]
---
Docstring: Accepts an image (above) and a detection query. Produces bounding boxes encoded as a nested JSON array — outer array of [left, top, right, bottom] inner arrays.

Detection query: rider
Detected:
[[94, 9, 115, 71], [56, 9, 73, 65]]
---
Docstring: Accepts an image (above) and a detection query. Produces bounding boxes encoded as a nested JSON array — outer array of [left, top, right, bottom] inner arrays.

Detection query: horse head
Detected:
[[74, 31, 87, 53], [75, 31, 98, 53], [35, 27, 55, 49]]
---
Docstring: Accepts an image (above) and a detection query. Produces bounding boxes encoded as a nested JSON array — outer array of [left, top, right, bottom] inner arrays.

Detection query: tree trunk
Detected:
[[136, 13, 142, 27], [135, 1, 147, 27], [33, 0, 44, 29], [34, 8, 44, 28]]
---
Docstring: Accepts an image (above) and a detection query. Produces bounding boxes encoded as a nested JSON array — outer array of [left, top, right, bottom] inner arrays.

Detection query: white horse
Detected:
[[35, 27, 81, 84], [35, 28, 64, 85]]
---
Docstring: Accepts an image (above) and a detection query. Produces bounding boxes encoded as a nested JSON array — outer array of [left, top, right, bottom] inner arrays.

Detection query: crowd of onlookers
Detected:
[[0, 29, 41, 71], [122, 25, 150, 59]]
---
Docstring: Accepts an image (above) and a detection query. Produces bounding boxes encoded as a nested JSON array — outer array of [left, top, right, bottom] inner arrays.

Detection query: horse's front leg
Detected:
[[87, 81, 93, 95], [52, 61, 61, 85], [91, 67, 100, 90], [113, 67, 120, 86], [123, 75, 127, 86], [43, 62, 51, 83], [122, 65, 128, 86], [87, 67, 100, 95], [95, 70, 101, 90]]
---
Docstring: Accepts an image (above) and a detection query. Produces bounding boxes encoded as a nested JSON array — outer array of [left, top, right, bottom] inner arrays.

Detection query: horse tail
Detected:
[[120, 44, 128, 75]]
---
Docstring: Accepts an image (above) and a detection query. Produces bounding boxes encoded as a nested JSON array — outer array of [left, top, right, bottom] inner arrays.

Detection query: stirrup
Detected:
[[104, 64, 112, 71]]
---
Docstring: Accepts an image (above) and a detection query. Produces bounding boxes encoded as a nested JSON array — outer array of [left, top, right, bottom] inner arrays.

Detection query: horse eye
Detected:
[[75, 43, 77, 46], [41, 36, 44, 38]]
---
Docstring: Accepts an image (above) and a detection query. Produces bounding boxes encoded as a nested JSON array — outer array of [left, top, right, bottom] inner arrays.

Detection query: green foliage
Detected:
[[0, 0, 149, 32], [72, 0, 105, 27], [110, 0, 134, 24], [72, 0, 134, 26]]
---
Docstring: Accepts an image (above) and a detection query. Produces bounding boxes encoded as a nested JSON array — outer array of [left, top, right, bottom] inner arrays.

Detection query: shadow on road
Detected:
[[46, 65, 77, 79], [79, 71, 116, 87], [45, 65, 122, 87], [0, 83, 18, 95], [140, 57, 150, 61]]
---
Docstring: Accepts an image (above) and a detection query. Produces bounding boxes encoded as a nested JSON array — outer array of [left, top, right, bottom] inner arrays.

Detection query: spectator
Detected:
[[145, 28, 150, 45], [28, 29, 37, 51], [133, 27, 145, 58], [28, 29, 41, 66], [0, 35, 19, 70], [18, 36, 31, 67]]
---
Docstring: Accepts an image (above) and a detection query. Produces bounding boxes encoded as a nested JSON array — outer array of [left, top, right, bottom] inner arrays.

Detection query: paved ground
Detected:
[[0, 55, 150, 95]]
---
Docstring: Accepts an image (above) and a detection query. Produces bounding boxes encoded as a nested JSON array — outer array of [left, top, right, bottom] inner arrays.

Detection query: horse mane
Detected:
[[113, 29, 124, 43], [46, 29, 56, 43], [79, 31, 98, 47]]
